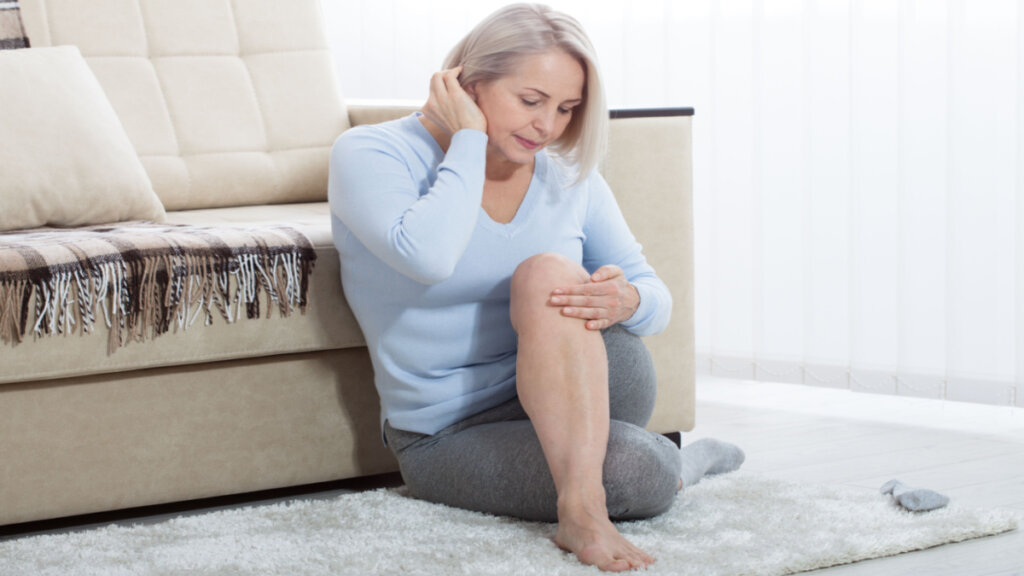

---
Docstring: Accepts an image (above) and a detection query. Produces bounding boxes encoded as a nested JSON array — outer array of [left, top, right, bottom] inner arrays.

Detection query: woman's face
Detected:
[[470, 50, 585, 169]]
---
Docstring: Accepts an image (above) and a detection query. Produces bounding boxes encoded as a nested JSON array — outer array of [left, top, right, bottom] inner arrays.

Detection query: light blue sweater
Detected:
[[328, 113, 671, 436]]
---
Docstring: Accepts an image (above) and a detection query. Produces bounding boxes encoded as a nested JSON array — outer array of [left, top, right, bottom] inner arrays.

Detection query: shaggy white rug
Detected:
[[0, 473, 1017, 576]]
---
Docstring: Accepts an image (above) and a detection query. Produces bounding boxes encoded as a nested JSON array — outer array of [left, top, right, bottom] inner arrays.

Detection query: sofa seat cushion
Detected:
[[0, 203, 363, 385]]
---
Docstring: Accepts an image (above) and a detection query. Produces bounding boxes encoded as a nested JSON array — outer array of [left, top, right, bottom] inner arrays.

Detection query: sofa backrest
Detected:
[[18, 0, 349, 212]]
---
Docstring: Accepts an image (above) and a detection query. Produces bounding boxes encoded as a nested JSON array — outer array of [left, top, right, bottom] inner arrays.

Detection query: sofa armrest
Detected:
[[603, 108, 695, 433]]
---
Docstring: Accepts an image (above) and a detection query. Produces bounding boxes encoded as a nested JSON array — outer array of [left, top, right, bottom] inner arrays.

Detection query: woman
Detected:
[[329, 4, 743, 571]]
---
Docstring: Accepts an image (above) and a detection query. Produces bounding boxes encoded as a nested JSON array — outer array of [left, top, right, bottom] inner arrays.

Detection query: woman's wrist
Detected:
[[623, 283, 641, 322]]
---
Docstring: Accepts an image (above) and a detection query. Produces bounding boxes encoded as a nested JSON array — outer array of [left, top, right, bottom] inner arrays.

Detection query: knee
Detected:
[[603, 423, 681, 520], [511, 252, 586, 296], [510, 252, 588, 332]]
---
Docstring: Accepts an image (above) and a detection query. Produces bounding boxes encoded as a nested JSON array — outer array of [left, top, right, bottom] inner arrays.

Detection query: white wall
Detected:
[[324, 1, 1024, 407]]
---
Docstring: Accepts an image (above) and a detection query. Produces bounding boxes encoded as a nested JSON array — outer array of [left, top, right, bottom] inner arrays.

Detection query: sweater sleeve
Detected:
[[328, 126, 488, 285], [581, 172, 673, 336]]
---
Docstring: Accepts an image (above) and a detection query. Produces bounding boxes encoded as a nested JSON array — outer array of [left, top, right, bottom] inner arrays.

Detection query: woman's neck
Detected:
[[485, 150, 532, 182]]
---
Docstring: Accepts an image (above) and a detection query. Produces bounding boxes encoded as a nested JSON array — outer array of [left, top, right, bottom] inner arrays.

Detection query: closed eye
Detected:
[[522, 96, 576, 114]]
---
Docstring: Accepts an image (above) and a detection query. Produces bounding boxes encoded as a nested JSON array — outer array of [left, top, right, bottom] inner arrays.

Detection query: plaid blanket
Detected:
[[0, 222, 316, 353], [0, 1, 29, 50]]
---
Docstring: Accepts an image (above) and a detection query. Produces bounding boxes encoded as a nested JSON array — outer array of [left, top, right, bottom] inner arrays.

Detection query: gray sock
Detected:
[[881, 479, 949, 511], [679, 438, 745, 488]]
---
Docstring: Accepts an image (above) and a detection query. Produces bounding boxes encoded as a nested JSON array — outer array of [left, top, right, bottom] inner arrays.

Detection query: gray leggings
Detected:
[[383, 326, 682, 523]]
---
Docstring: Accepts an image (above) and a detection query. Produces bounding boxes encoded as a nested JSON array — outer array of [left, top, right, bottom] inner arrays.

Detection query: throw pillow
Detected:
[[0, 46, 166, 231]]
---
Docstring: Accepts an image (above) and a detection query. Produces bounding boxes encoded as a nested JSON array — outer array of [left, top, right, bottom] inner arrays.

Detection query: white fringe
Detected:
[[5, 249, 312, 351]]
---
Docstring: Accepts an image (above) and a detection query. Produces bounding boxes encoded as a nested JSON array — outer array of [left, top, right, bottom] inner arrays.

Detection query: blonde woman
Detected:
[[329, 4, 743, 571]]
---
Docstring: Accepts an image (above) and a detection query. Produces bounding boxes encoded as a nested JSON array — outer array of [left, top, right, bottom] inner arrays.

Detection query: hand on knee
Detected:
[[510, 252, 590, 335], [510, 253, 640, 334], [549, 265, 640, 331]]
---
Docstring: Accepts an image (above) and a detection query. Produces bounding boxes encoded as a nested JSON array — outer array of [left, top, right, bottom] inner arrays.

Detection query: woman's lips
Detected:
[[514, 135, 540, 150]]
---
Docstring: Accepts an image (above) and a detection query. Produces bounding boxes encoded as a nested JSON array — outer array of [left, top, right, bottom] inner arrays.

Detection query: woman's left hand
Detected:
[[548, 265, 640, 330]]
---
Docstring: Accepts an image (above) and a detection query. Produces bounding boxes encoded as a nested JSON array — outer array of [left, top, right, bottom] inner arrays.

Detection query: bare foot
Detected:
[[554, 492, 654, 572]]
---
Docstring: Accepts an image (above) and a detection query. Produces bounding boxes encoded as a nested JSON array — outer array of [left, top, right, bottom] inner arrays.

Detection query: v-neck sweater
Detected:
[[328, 113, 672, 436]]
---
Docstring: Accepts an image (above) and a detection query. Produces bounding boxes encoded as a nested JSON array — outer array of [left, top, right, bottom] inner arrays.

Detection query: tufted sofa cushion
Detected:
[[17, 0, 349, 211]]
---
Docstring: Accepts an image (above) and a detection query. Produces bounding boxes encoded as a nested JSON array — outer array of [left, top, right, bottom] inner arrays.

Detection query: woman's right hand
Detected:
[[421, 66, 487, 135]]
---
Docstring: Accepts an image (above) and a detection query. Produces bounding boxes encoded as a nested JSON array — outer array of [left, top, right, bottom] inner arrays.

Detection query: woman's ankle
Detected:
[[557, 483, 609, 519]]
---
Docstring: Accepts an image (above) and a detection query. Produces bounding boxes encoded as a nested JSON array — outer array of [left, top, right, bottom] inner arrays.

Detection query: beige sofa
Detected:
[[0, 0, 694, 527]]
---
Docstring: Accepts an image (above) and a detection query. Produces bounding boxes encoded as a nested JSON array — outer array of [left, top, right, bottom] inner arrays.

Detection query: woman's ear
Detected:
[[464, 82, 478, 101]]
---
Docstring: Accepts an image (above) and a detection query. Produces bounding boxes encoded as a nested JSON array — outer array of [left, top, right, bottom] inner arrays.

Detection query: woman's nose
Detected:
[[533, 108, 556, 137]]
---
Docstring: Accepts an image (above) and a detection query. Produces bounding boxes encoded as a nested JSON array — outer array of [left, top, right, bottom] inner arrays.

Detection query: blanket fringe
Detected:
[[0, 248, 315, 353]]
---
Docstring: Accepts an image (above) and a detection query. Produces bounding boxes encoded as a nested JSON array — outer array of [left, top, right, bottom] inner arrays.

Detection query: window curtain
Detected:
[[325, 0, 1024, 407]]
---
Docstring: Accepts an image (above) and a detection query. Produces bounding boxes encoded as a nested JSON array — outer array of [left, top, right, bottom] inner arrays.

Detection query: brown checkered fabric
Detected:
[[0, 222, 316, 352], [0, 1, 29, 50]]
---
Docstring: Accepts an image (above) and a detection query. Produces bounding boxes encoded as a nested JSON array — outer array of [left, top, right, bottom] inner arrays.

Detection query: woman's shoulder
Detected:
[[336, 113, 421, 147], [333, 113, 439, 162]]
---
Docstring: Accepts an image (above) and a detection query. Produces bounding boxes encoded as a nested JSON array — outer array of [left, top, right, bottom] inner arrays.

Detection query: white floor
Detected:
[[688, 376, 1024, 576]]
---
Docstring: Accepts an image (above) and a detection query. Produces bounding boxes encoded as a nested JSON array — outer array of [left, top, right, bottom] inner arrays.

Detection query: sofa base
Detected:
[[0, 348, 397, 526]]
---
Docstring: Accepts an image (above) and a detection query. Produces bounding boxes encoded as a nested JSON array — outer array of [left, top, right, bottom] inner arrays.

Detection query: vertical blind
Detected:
[[324, 1, 1024, 407]]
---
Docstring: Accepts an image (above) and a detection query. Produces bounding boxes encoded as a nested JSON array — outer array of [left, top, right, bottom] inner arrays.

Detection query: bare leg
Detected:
[[510, 252, 654, 572]]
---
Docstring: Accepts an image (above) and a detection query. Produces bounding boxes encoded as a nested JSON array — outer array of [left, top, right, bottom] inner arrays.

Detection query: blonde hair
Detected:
[[443, 3, 608, 181]]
